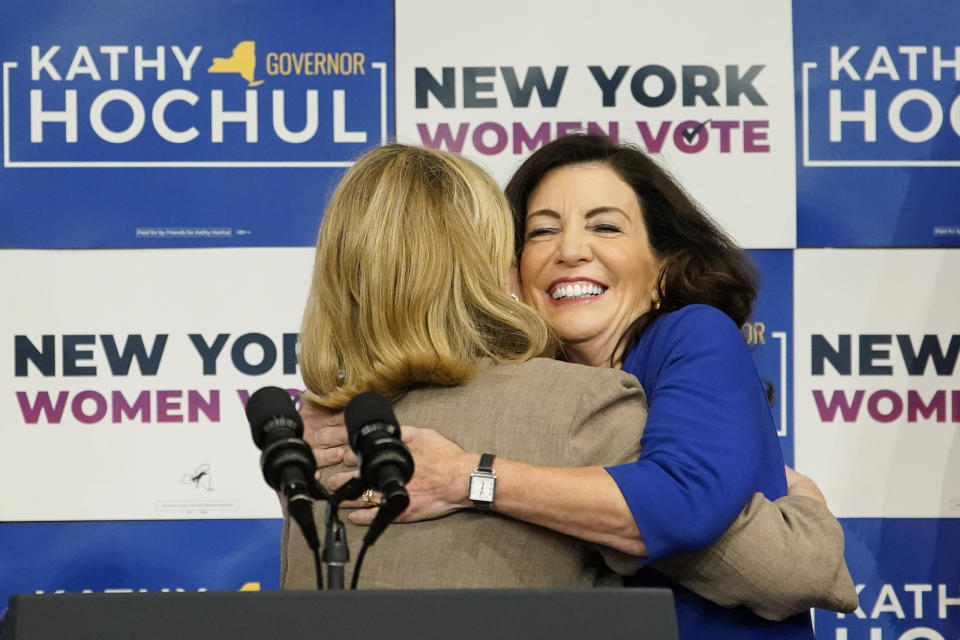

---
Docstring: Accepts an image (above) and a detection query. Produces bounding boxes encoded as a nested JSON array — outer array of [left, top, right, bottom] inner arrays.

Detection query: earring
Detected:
[[510, 293, 520, 303]]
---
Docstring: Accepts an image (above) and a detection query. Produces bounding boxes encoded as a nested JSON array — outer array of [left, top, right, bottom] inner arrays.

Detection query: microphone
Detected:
[[344, 391, 414, 508], [246, 386, 317, 503], [247, 386, 334, 589], [341, 392, 414, 586]]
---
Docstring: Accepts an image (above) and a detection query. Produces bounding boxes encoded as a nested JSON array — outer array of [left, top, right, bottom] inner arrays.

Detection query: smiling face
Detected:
[[519, 163, 662, 367]]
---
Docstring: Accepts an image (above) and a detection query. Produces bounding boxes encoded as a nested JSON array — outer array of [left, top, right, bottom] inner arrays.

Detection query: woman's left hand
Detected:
[[300, 402, 356, 474], [327, 426, 476, 524]]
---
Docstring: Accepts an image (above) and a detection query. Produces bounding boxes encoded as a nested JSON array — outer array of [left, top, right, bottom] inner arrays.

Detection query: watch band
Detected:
[[477, 452, 495, 473]]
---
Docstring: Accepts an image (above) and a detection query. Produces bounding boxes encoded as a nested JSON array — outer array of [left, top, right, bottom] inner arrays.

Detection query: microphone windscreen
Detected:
[[246, 386, 302, 448], [344, 391, 398, 448]]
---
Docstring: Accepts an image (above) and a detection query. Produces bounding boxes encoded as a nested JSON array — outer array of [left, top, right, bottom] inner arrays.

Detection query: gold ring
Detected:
[[362, 489, 377, 507]]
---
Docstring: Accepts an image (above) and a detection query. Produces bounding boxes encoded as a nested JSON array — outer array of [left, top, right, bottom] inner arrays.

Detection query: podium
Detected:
[[1, 589, 678, 640]]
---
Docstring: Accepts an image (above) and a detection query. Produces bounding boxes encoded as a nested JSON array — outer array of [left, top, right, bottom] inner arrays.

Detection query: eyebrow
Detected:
[[526, 206, 629, 220]]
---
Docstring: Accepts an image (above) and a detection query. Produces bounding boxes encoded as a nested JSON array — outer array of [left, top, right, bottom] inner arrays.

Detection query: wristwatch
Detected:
[[468, 453, 497, 510]]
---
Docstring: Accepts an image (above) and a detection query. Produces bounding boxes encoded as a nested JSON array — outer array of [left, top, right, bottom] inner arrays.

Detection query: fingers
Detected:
[[307, 425, 350, 448], [301, 405, 349, 451], [784, 465, 807, 485], [327, 470, 359, 491], [783, 467, 827, 505], [348, 507, 379, 526], [399, 425, 416, 443], [312, 445, 346, 469], [339, 489, 382, 510], [317, 412, 347, 429], [342, 448, 358, 467], [310, 444, 357, 471]]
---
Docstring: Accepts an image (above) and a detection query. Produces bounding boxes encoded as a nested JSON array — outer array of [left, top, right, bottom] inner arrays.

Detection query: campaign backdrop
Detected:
[[2, 1, 958, 638], [0, 0, 393, 248], [397, 0, 798, 249], [795, 249, 959, 520], [794, 0, 960, 247], [1, 248, 313, 521], [747, 249, 795, 466], [794, 249, 960, 639], [0, 520, 282, 597]]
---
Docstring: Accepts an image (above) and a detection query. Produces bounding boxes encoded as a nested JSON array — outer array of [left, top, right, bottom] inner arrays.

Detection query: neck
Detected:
[[562, 337, 621, 369]]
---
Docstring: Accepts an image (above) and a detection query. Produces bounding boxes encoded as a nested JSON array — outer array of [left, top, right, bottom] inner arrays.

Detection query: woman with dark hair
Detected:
[[313, 135, 856, 638], [501, 133, 809, 636]]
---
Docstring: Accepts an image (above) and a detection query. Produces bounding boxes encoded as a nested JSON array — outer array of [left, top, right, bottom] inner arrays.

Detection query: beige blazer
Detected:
[[282, 358, 856, 619]]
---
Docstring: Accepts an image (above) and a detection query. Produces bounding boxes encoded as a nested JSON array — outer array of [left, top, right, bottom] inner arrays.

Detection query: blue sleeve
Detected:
[[605, 305, 776, 560]]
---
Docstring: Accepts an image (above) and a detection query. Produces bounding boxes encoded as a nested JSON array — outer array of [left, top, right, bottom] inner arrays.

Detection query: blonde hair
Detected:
[[299, 144, 554, 408]]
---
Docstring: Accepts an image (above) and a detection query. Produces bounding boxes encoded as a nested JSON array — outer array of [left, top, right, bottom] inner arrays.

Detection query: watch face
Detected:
[[469, 475, 495, 502]]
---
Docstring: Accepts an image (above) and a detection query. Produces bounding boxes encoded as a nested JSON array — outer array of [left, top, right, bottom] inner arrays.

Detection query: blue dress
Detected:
[[605, 305, 815, 640]]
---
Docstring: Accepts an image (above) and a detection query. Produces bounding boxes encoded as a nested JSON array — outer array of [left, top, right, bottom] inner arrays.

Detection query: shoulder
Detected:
[[641, 305, 747, 358], [405, 358, 641, 414], [512, 358, 641, 392], [396, 358, 646, 466], [655, 304, 742, 339], [473, 359, 644, 422], [623, 305, 751, 384]]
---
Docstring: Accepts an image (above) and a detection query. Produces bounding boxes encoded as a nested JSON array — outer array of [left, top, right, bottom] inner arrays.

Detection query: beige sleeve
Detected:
[[565, 368, 648, 576], [651, 493, 859, 620], [565, 372, 858, 618], [566, 367, 647, 469]]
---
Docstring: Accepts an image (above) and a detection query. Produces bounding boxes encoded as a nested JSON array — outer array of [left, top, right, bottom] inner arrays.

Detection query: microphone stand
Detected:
[[321, 477, 365, 590], [282, 459, 399, 591], [287, 475, 367, 591], [295, 475, 409, 591], [322, 502, 348, 590]]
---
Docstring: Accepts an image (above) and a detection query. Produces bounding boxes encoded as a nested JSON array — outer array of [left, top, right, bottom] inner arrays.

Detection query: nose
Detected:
[[555, 228, 593, 265]]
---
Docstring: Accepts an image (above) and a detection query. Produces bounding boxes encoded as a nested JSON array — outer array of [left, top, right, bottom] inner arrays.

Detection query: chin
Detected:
[[552, 326, 604, 346]]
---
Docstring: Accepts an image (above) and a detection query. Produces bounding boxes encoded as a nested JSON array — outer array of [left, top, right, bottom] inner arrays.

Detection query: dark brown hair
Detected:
[[505, 133, 758, 366]]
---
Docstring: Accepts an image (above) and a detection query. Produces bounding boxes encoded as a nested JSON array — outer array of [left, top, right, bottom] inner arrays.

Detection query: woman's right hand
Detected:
[[784, 465, 827, 505]]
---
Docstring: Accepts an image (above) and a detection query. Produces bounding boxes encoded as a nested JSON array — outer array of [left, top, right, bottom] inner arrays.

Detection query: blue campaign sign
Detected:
[[746, 250, 794, 466], [814, 518, 960, 639], [793, 0, 960, 247], [0, 520, 283, 609], [0, 0, 394, 248]]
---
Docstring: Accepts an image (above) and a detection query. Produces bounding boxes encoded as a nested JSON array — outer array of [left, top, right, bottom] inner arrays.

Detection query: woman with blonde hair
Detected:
[[285, 144, 851, 614], [297, 143, 551, 410]]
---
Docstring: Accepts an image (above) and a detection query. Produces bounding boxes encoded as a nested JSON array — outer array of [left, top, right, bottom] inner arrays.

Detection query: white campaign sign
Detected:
[[0, 248, 315, 521], [396, 0, 797, 248], [794, 249, 960, 518]]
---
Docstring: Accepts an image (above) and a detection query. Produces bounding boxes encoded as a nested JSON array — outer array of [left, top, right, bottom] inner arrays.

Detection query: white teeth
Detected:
[[550, 282, 606, 300]]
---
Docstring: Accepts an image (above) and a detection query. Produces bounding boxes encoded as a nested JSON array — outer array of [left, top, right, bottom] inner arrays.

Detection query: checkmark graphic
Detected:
[[681, 119, 712, 143]]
